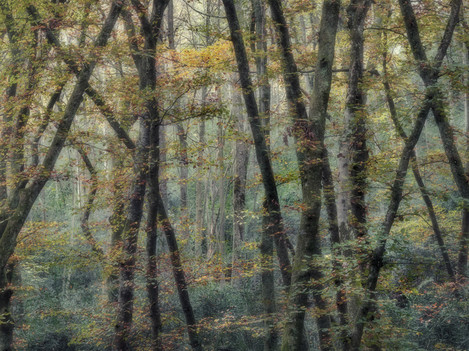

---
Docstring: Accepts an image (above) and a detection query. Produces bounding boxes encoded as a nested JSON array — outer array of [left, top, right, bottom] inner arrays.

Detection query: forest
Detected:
[[0, 0, 468, 350]]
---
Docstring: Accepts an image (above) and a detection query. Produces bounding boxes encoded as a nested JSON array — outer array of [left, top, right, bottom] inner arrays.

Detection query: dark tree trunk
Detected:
[[345, 0, 371, 265], [461, 37, 469, 278], [114, 116, 151, 351], [251, 0, 271, 144], [260, 199, 278, 351], [0, 268, 13, 351], [156, 192, 203, 351], [114, 1, 169, 349], [177, 124, 189, 235], [196, 114, 207, 256], [266, 0, 340, 349], [145, 119, 162, 350], [222, 0, 292, 289]]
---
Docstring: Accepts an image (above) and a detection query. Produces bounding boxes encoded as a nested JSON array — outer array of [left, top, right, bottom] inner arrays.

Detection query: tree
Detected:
[[0, 2, 123, 348]]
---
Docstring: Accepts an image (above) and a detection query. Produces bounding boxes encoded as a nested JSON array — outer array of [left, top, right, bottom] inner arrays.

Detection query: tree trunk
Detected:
[[232, 84, 249, 283], [266, 0, 340, 349], [460, 32, 469, 278], [322, 150, 349, 351], [222, 0, 292, 289], [156, 192, 203, 351], [345, 0, 371, 260], [196, 113, 207, 256], [177, 123, 190, 236], [145, 119, 162, 350], [260, 199, 278, 351], [341, 0, 371, 337], [251, 0, 271, 144], [0, 267, 14, 351], [108, 155, 127, 303], [216, 120, 227, 260], [114, 1, 169, 349]]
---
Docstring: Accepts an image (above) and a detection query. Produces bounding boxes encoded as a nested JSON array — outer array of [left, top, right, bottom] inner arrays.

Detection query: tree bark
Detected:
[[216, 120, 227, 259], [177, 124, 190, 236], [196, 110, 207, 256], [77, 147, 104, 258], [322, 150, 349, 351]]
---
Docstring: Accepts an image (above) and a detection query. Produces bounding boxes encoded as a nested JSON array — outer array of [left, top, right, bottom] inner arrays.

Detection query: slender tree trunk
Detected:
[[260, 198, 278, 351], [145, 119, 162, 350], [114, 116, 151, 351], [460, 35, 469, 278], [252, 0, 271, 144], [196, 112, 207, 256], [232, 84, 249, 283], [159, 125, 168, 205], [108, 155, 127, 303], [216, 120, 227, 260], [322, 150, 349, 351], [77, 148, 104, 258], [340, 0, 371, 337], [177, 124, 190, 236], [156, 191, 203, 351], [266, 0, 340, 349], [222, 0, 292, 288], [0, 266, 13, 351]]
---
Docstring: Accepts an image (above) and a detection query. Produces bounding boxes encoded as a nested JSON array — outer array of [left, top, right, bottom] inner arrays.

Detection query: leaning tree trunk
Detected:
[[222, 0, 292, 289], [155, 192, 203, 351]]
